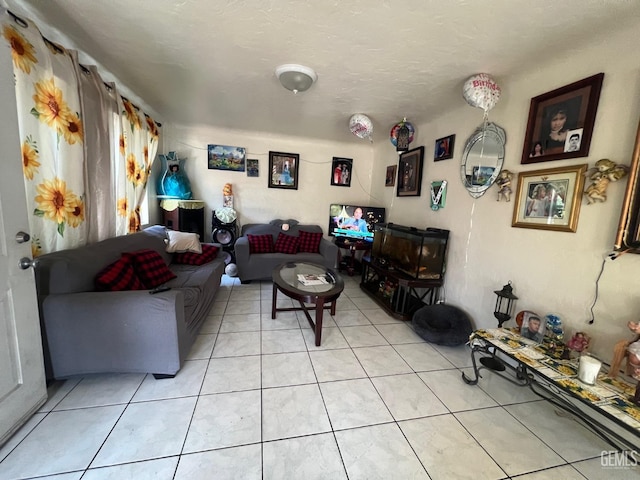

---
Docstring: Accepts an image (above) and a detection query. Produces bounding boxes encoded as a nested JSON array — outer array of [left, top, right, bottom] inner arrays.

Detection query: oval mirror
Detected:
[[460, 122, 506, 198]]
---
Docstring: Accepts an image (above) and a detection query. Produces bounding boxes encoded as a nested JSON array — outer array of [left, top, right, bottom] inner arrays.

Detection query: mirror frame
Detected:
[[615, 117, 640, 251], [460, 122, 506, 198]]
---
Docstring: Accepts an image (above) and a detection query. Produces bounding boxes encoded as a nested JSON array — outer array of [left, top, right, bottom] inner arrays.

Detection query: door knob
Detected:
[[18, 257, 37, 269], [15, 231, 30, 243]]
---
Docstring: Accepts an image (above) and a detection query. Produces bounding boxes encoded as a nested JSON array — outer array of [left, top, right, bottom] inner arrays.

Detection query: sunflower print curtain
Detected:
[[2, 9, 161, 251], [114, 96, 159, 235], [2, 13, 87, 256]]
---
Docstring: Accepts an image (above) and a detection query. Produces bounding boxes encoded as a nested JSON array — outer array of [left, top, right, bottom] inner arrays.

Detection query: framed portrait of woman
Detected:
[[521, 73, 604, 165]]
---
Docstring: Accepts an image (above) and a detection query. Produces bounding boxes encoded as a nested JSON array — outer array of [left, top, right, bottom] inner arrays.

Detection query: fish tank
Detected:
[[371, 223, 449, 280]]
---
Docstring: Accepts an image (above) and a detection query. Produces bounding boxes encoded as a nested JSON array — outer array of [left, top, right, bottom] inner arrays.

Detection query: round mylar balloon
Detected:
[[349, 114, 373, 140], [389, 120, 415, 147], [463, 73, 501, 113]]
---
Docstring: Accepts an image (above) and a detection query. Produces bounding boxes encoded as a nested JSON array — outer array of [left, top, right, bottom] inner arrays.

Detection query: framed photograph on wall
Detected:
[[268, 151, 299, 189], [512, 164, 587, 232], [397, 146, 424, 197], [246, 158, 259, 177], [207, 144, 246, 171], [331, 157, 353, 187], [385, 165, 397, 187], [521, 73, 604, 164], [434, 134, 455, 161]]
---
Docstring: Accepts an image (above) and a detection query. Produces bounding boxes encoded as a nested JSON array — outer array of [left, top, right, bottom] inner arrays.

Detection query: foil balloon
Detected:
[[462, 73, 501, 113], [349, 113, 373, 141], [389, 119, 415, 148]]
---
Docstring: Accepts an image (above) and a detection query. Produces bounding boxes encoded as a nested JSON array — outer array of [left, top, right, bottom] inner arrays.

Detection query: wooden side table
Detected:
[[334, 237, 372, 276], [160, 199, 205, 240]]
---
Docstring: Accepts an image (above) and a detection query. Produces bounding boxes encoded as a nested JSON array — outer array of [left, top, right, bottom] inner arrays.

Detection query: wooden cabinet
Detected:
[[160, 199, 205, 240], [360, 256, 442, 321]]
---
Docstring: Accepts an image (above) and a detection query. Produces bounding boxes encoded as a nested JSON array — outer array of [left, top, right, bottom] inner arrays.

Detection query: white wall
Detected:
[[371, 22, 640, 362], [150, 24, 640, 364], [160, 125, 376, 237]]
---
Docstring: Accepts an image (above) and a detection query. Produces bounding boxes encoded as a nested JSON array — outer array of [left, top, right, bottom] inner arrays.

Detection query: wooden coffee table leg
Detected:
[[272, 283, 277, 319], [330, 300, 337, 316], [314, 301, 324, 346]]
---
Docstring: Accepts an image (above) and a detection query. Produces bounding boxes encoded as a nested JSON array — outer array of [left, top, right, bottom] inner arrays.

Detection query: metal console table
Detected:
[[463, 328, 640, 452]]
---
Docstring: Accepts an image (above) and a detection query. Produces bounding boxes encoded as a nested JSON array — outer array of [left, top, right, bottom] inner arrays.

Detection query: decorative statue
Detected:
[[584, 159, 629, 204], [608, 321, 640, 378], [495, 169, 514, 202], [159, 152, 192, 199]]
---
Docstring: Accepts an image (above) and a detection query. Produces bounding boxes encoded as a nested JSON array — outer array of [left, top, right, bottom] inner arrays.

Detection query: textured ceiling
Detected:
[[6, 0, 640, 142]]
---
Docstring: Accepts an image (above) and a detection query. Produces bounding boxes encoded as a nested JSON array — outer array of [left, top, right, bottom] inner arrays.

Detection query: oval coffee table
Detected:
[[272, 262, 344, 346]]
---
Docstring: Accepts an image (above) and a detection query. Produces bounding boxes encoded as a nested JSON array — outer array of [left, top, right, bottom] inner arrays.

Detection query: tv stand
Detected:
[[360, 257, 442, 321]]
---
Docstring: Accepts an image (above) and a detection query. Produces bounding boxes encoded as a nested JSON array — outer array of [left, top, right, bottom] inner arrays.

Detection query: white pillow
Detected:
[[165, 230, 202, 253]]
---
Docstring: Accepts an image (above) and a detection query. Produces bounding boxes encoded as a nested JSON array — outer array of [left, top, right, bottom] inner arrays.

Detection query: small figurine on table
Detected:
[[608, 321, 640, 378], [495, 170, 514, 202]]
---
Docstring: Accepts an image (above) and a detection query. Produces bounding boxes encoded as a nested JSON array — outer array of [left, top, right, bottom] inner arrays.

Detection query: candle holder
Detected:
[[494, 281, 518, 327]]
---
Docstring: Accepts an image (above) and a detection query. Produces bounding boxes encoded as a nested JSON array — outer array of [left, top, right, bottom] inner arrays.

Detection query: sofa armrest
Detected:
[[319, 238, 339, 268], [42, 289, 187, 377], [235, 236, 250, 263]]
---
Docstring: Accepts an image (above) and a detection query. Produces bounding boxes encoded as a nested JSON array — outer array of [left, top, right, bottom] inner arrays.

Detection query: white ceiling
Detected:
[[6, 0, 640, 143]]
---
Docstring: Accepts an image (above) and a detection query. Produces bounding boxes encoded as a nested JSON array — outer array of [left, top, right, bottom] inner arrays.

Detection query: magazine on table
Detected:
[[297, 273, 329, 286]]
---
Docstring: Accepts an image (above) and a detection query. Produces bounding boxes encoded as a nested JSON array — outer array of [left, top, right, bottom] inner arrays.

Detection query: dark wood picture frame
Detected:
[[397, 146, 424, 197], [268, 151, 299, 190], [521, 73, 604, 165], [434, 134, 455, 161], [331, 157, 353, 187], [385, 165, 397, 187]]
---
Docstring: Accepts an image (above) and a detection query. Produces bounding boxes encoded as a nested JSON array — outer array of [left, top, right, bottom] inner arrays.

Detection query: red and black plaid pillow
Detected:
[[173, 243, 219, 265], [247, 234, 274, 254], [274, 233, 299, 254], [298, 230, 323, 253], [95, 256, 145, 291], [124, 249, 176, 289]]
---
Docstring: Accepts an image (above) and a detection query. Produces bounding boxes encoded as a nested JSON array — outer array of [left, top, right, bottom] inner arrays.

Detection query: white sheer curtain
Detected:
[[2, 8, 161, 253]]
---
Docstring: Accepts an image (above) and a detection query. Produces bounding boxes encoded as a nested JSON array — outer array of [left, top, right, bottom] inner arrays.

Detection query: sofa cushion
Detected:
[[165, 230, 202, 253], [298, 230, 323, 253], [274, 233, 299, 254], [173, 244, 219, 265], [94, 256, 145, 291], [248, 234, 274, 254], [124, 249, 177, 288]]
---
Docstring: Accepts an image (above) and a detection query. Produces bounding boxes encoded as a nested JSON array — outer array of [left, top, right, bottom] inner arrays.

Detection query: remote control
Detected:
[[149, 286, 171, 294]]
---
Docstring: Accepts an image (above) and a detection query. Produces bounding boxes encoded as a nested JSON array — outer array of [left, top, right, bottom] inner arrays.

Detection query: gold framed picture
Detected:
[[512, 164, 587, 232]]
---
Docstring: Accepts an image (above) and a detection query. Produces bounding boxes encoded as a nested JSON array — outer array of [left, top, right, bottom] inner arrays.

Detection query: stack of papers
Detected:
[[297, 274, 329, 286]]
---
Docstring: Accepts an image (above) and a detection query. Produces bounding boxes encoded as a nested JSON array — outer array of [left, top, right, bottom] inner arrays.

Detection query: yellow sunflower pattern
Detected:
[[31, 78, 84, 146], [122, 98, 142, 131], [33, 177, 85, 236], [22, 135, 40, 180], [2, 24, 37, 74]]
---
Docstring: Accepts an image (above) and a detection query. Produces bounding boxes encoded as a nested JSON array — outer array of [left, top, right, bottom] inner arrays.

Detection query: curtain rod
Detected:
[[8, 9, 161, 128]]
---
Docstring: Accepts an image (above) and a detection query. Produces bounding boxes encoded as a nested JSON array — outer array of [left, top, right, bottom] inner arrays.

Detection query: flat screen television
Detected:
[[328, 204, 386, 242]]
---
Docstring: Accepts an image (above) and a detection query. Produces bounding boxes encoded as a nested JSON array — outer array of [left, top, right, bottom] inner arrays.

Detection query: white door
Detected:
[[0, 39, 47, 446]]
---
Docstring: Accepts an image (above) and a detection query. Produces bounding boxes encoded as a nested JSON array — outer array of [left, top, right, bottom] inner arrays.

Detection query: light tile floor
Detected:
[[0, 275, 636, 480]]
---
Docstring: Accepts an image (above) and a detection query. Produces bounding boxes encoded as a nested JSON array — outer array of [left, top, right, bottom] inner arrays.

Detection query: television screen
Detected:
[[328, 204, 386, 242]]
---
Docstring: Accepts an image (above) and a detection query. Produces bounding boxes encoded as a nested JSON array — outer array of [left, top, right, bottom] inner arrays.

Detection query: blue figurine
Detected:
[[159, 152, 192, 200]]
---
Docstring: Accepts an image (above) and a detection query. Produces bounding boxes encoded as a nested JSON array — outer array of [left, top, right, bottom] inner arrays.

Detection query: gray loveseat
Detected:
[[35, 225, 225, 379], [235, 220, 338, 283]]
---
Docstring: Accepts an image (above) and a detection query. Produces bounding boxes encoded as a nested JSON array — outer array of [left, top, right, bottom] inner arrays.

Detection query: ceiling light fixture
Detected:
[[275, 64, 317, 94]]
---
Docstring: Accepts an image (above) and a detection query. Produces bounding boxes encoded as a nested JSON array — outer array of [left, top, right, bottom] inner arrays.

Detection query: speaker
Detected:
[[212, 225, 236, 246], [212, 211, 239, 265]]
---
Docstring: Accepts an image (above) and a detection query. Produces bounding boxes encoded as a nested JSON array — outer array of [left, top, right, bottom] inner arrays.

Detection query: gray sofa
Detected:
[[35, 225, 225, 379], [235, 220, 338, 283]]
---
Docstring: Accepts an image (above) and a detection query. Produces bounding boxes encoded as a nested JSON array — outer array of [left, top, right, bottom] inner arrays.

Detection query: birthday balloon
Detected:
[[349, 114, 373, 141], [389, 120, 415, 147], [463, 73, 501, 113]]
